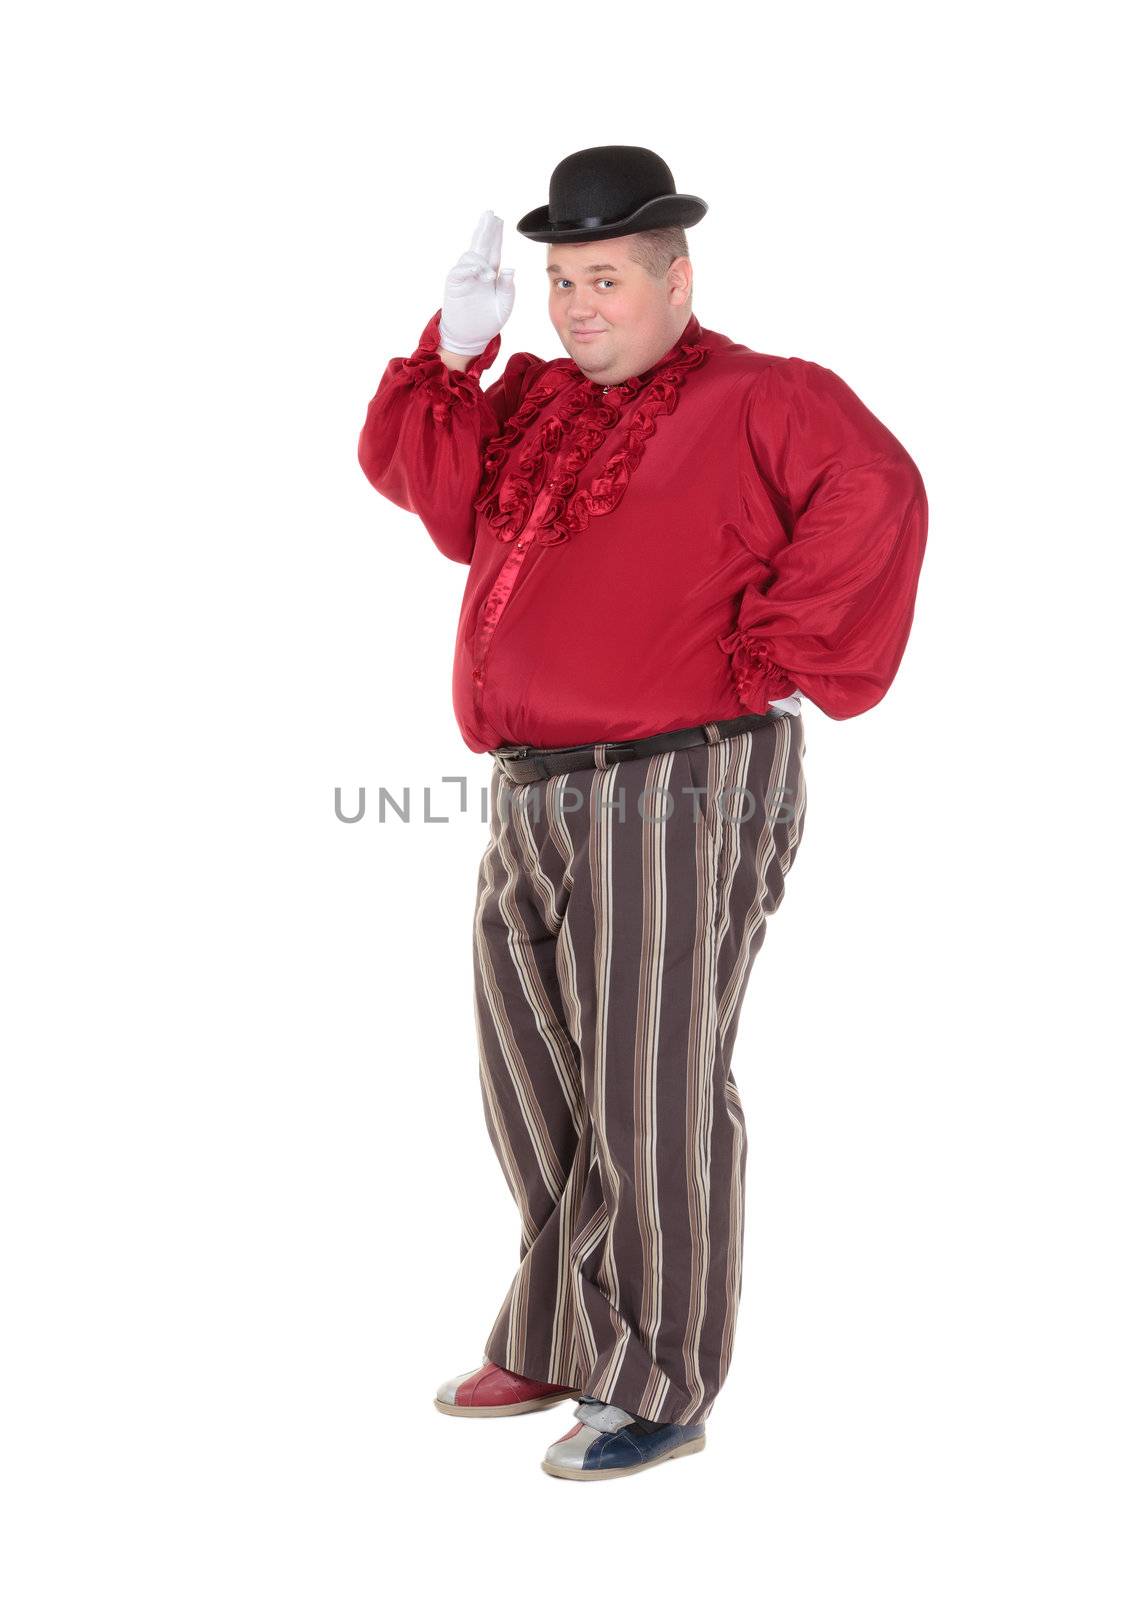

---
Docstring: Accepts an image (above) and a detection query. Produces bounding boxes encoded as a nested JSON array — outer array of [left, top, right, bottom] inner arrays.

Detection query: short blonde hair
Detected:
[[625, 227, 692, 304]]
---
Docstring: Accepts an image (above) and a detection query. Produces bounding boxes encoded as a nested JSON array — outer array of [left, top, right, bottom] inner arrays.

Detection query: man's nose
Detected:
[[568, 286, 601, 317]]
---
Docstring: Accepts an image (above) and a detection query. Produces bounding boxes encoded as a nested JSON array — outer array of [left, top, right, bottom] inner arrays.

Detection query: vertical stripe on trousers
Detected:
[[471, 715, 807, 1425]]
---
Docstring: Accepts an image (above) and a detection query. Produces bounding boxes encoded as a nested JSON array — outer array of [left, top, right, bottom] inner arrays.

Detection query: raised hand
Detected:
[[438, 209, 516, 356]]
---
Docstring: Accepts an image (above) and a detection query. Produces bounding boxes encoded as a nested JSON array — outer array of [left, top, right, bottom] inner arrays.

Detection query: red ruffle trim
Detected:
[[472, 320, 713, 545], [396, 307, 501, 427], [717, 629, 796, 712]]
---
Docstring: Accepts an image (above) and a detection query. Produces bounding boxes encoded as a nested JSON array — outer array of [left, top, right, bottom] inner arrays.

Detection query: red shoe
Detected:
[[434, 1359, 580, 1417]]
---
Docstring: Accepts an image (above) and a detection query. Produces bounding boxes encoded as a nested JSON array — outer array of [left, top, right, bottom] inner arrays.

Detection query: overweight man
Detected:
[[357, 145, 928, 1482]]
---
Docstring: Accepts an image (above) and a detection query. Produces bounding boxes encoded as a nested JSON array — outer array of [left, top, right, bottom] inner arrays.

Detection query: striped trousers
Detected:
[[472, 715, 807, 1426]]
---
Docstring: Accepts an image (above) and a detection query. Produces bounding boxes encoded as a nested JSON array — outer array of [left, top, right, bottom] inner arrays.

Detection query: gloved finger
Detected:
[[485, 214, 504, 273], [472, 209, 504, 274], [469, 209, 499, 266], [494, 266, 515, 322], [446, 249, 494, 287]]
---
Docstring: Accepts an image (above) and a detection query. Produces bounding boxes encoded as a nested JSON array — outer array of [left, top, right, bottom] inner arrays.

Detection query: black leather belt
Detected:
[[490, 711, 783, 783]]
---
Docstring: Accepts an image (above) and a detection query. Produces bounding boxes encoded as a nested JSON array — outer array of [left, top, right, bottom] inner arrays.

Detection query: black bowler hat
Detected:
[[516, 145, 707, 244]]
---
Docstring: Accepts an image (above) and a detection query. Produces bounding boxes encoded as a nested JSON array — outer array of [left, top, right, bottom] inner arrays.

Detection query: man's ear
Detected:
[[667, 257, 692, 306]]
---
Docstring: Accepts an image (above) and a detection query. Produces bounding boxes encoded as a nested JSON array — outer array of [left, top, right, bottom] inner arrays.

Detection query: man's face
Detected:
[[545, 235, 691, 385]]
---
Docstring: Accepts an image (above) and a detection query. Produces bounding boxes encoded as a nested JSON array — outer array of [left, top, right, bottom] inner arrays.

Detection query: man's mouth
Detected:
[[571, 330, 606, 340]]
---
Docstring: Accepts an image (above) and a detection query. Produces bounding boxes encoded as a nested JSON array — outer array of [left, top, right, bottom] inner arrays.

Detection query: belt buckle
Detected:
[[494, 744, 531, 777], [603, 740, 636, 764]]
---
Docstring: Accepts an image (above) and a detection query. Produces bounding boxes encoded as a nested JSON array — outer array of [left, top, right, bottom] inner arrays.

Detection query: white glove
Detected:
[[768, 690, 803, 715], [438, 209, 516, 356]]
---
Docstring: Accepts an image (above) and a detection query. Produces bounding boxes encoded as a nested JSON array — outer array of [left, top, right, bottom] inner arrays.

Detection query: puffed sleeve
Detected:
[[720, 357, 928, 719], [357, 306, 545, 564]]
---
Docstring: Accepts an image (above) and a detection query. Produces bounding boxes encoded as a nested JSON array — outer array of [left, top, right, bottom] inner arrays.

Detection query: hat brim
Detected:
[[515, 193, 708, 243]]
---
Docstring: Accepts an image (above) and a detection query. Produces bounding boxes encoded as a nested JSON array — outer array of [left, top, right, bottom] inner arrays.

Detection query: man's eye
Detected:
[[553, 279, 615, 290]]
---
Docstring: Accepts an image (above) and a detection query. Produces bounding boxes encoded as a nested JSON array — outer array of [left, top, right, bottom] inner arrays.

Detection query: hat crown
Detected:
[[516, 145, 707, 243], [549, 145, 676, 229]]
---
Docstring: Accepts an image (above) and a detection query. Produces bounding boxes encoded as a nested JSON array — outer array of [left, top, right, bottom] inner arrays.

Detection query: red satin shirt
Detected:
[[357, 306, 927, 755]]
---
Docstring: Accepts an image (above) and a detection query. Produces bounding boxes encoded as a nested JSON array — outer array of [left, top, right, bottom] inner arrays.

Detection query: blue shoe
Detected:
[[541, 1399, 706, 1480]]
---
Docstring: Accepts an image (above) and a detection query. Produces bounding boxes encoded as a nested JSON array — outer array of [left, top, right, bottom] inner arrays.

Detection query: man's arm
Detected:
[[357, 209, 529, 563], [357, 308, 545, 565], [723, 357, 928, 719]]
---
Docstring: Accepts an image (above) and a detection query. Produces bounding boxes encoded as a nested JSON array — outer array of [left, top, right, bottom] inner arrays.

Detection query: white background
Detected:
[[2, 3, 1118, 1595]]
